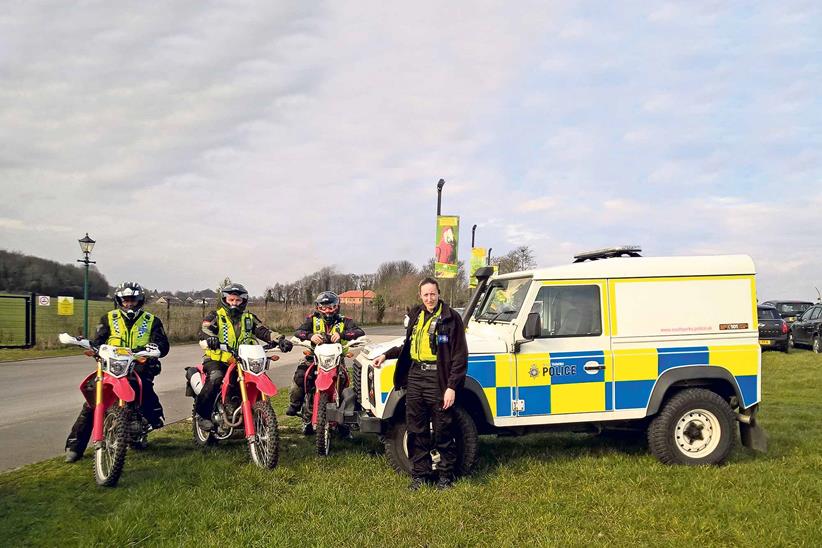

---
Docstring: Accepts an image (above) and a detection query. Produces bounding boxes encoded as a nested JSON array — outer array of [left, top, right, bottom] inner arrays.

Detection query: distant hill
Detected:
[[0, 249, 110, 299]]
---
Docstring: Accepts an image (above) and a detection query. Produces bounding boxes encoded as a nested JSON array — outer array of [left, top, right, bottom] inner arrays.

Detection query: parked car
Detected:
[[760, 300, 813, 324], [789, 303, 822, 353], [757, 305, 789, 352]]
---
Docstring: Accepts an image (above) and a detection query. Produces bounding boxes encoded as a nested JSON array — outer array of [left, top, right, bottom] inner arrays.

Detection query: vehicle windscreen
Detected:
[[757, 308, 780, 320], [476, 278, 531, 322], [777, 303, 812, 314]]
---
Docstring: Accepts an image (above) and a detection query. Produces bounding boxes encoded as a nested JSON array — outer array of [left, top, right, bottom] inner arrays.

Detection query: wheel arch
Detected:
[[646, 366, 744, 416]]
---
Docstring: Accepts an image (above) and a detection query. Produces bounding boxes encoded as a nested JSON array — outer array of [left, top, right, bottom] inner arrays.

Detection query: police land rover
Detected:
[[345, 247, 767, 474]]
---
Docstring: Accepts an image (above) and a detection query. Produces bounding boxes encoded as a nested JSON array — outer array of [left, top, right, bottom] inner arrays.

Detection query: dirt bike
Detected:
[[292, 335, 368, 456], [58, 332, 161, 487], [186, 340, 281, 469]]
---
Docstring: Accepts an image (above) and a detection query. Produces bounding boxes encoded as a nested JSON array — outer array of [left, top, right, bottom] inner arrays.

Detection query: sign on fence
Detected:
[[38, 296, 51, 306], [57, 296, 74, 316]]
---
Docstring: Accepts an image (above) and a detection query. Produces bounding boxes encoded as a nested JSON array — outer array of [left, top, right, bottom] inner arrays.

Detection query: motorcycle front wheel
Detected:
[[94, 405, 128, 487], [248, 401, 280, 469], [315, 392, 332, 456]]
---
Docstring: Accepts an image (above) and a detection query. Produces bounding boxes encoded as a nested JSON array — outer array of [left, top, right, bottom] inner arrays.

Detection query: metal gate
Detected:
[[0, 293, 36, 348]]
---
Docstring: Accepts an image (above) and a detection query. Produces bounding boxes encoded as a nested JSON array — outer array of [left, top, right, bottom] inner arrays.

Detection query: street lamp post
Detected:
[[77, 233, 96, 338]]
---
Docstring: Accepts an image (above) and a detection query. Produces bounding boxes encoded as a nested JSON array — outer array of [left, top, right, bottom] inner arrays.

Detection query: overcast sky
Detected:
[[1, 2, 820, 301]]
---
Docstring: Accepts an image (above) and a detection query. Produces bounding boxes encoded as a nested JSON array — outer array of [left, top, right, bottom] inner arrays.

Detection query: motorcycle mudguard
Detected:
[[90, 376, 133, 442], [220, 362, 238, 403], [80, 371, 97, 406], [245, 373, 277, 398], [106, 374, 136, 403], [315, 369, 336, 392]]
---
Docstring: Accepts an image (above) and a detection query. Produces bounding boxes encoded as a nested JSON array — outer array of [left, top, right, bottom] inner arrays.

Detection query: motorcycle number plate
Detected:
[[115, 348, 130, 355]]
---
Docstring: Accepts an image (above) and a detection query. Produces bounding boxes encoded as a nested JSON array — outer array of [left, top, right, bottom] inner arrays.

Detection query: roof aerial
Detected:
[[572, 245, 642, 263]]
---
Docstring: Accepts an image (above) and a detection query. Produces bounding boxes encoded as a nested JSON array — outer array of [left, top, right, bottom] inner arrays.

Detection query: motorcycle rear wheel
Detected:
[[249, 401, 280, 469], [315, 392, 332, 456], [94, 406, 128, 487], [192, 406, 216, 447]]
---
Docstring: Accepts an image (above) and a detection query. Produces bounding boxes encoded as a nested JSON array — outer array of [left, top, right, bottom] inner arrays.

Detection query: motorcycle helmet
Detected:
[[220, 283, 249, 315], [315, 291, 340, 320], [114, 281, 145, 321]]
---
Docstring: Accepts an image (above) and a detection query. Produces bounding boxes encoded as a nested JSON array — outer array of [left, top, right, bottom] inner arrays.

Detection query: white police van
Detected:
[[350, 247, 766, 474]]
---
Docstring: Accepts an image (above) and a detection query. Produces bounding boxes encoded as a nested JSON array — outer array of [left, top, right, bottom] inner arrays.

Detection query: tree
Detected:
[[373, 294, 387, 324], [492, 246, 537, 275]]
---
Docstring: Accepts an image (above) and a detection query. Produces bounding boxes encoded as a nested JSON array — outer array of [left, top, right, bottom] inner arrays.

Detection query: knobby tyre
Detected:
[[316, 392, 331, 456], [94, 405, 128, 487], [249, 401, 280, 469], [384, 406, 479, 476], [192, 406, 216, 447], [647, 388, 735, 465]]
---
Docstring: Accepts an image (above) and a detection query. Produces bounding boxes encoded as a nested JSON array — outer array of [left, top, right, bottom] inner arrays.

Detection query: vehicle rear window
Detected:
[[757, 308, 779, 320], [777, 303, 812, 314]]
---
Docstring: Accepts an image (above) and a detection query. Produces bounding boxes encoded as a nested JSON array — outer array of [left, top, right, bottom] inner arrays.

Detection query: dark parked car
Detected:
[[760, 300, 814, 324], [757, 305, 789, 352], [789, 303, 822, 353]]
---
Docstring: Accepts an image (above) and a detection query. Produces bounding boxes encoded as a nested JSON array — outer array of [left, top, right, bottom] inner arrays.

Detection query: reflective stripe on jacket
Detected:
[[410, 303, 442, 362], [107, 310, 155, 349], [204, 309, 255, 362]]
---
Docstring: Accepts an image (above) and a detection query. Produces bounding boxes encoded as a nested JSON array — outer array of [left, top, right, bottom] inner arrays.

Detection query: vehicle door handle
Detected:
[[583, 364, 605, 372]]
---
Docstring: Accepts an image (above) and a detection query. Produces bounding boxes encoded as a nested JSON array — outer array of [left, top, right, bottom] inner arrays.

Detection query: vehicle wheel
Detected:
[[94, 406, 128, 487], [781, 341, 790, 353], [192, 406, 216, 447], [384, 406, 479, 477], [647, 388, 735, 465], [788, 331, 795, 349], [813, 335, 821, 354], [249, 401, 280, 469], [316, 392, 331, 456]]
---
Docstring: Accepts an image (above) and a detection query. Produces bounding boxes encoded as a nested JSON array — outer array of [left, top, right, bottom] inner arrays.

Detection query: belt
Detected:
[[413, 360, 437, 371]]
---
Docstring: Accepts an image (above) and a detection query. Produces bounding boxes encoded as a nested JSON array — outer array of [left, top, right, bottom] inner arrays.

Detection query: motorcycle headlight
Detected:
[[245, 357, 267, 375], [317, 355, 337, 372], [106, 358, 131, 377]]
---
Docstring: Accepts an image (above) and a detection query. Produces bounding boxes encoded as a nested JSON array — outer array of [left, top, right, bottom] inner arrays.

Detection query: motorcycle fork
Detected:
[[235, 360, 255, 439]]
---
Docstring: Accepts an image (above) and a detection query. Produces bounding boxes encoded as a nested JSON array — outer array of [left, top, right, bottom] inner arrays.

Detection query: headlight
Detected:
[[317, 355, 337, 372], [245, 357, 267, 375], [106, 358, 131, 377]]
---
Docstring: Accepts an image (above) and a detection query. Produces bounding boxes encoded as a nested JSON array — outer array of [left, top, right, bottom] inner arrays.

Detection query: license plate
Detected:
[[759, 340, 772, 346]]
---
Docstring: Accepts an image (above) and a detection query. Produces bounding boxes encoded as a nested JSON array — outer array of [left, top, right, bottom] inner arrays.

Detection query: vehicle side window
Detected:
[[811, 307, 822, 321], [801, 308, 815, 321], [533, 285, 602, 337]]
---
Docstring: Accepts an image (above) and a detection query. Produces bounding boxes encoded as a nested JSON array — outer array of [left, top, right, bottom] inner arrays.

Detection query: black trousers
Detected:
[[194, 359, 228, 419], [406, 365, 455, 478], [65, 362, 164, 454], [289, 360, 313, 407]]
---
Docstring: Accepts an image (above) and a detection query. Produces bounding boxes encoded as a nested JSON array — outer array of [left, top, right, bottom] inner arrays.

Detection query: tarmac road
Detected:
[[0, 325, 403, 472]]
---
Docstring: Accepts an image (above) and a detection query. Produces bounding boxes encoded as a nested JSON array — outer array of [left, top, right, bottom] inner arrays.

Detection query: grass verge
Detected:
[[1, 351, 820, 546]]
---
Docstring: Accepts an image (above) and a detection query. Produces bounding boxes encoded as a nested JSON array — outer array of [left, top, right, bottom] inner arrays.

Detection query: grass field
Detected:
[[1, 350, 820, 546]]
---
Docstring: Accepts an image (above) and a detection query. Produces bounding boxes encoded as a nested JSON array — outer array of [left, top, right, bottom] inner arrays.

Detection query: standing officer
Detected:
[[373, 277, 468, 490], [65, 281, 169, 462], [194, 283, 292, 431]]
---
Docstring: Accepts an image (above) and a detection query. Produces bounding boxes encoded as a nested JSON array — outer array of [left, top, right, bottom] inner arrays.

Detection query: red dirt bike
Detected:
[[59, 332, 161, 487], [292, 335, 368, 456], [187, 341, 281, 469]]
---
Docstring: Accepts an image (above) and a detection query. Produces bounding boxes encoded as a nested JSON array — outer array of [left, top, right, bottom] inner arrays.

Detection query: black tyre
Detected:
[[647, 388, 736, 465], [781, 341, 790, 353], [192, 406, 216, 447], [316, 392, 331, 456], [384, 406, 479, 477], [94, 405, 128, 487], [248, 401, 280, 469]]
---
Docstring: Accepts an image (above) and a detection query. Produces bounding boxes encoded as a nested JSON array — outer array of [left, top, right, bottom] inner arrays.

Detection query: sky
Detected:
[[1, 1, 820, 301]]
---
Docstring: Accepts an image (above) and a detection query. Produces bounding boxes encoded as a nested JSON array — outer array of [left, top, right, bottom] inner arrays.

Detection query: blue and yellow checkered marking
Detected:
[[384, 344, 759, 418]]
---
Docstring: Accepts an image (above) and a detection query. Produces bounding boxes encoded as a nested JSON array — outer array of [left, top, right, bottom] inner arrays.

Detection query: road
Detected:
[[0, 325, 403, 472]]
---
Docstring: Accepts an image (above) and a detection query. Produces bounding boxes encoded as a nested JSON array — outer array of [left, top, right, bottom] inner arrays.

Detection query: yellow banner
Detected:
[[469, 247, 487, 288], [57, 296, 74, 316], [434, 215, 459, 278]]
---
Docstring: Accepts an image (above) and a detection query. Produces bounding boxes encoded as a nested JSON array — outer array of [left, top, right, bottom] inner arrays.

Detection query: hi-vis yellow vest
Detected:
[[204, 309, 256, 362], [313, 316, 347, 349], [410, 304, 441, 362], [107, 310, 155, 349]]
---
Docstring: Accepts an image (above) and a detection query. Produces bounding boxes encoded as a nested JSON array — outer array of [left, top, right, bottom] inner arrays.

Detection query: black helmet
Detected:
[[315, 291, 340, 319], [114, 281, 145, 321], [220, 283, 249, 315]]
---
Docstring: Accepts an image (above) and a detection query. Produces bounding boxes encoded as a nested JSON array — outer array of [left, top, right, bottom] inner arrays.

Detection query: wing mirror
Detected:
[[522, 312, 541, 340]]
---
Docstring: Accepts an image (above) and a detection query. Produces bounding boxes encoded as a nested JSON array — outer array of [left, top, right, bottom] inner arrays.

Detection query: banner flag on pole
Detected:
[[434, 215, 459, 278], [469, 247, 487, 288]]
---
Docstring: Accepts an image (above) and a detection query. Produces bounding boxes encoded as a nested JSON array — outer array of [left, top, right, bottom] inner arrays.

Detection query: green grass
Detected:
[[1, 351, 820, 546], [0, 347, 82, 362]]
